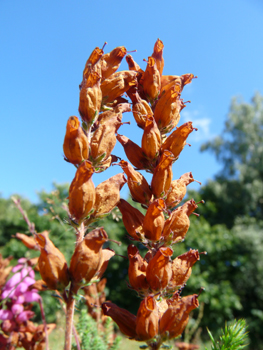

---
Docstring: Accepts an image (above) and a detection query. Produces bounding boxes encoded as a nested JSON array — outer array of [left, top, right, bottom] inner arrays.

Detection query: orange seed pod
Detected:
[[69, 228, 108, 290], [151, 150, 175, 198], [143, 199, 165, 241], [166, 172, 195, 208], [36, 231, 70, 290], [63, 116, 89, 165], [141, 116, 161, 160], [68, 161, 95, 222], [152, 38, 164, 76], [118, 160, 152, 205], [100, 46, 127, 80], [79, 72, 102, 125], [117, 199, 145, 241], [146, 247, 173, 292], [128, 245, 148, 292], [135, 296, 159, 340], [142, 57, 161, 103], [117, 134, 148, 170], [93, 173, 127, 217]]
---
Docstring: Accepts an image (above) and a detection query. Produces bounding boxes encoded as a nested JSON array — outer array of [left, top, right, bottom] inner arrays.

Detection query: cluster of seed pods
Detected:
[[30, 39, 204, 350]]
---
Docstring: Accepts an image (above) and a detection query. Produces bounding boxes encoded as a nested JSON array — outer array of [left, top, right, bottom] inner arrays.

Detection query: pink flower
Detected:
[[0, 309, 13, 321], [16, 310, 35, 323], [11, 303, 24, 315]]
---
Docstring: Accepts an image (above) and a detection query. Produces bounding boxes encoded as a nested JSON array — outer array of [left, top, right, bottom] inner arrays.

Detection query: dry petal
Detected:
[[135, 296, 159, 340]]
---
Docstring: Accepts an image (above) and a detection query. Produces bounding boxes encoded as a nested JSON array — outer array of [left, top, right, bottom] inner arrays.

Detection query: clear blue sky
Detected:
[[1, 0, 263, 203]]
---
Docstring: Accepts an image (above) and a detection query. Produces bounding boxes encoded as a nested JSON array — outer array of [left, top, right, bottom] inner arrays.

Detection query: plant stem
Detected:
[[64, 288, 76, 350]]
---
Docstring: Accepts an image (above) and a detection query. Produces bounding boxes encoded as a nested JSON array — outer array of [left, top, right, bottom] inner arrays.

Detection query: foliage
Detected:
[[198, 93, 263, 228], [205, 319, 249, 350], [72, 309, 121, 350]]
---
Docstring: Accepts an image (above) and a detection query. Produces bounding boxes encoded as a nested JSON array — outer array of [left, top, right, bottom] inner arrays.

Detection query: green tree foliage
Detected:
[[198, 92, 263, 228]]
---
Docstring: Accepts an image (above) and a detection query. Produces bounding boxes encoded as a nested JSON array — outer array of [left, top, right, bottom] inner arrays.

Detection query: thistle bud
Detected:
[[102, 302, 137, 338], [100, 46, 127, 80], [68, 161, 95, 222], [36, 231, 70, 290], [160, 294, 199, 339], [79, 72, 102, 125], [93, 173, 127, 217], [118, 160, 152, 205], [154, 87, 183, 133], [101, 70, 137, 105], [128, 245, 148, 292], [117, 134, 148, 170], [127, 89, 153, 129], [166, 172, 195, 208], [152, 38, 164, 75], [135, 296, 159, 340], [63, 116, 89, 165], [69, 228, 108, 289], [141, 116, 161, 160], [142, 57, 161, 102], [162, 199, 198, 243], [146, 247, 173, 292], [143, 199, 165, 241], [151, 150, 175, 198], [161, 122, 195, 158], [168, 249, 200, 290], [117, 199, 145, 241], [90, 115, 123, 163]]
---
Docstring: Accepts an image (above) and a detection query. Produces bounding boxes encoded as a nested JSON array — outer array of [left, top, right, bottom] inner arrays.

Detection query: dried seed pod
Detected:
[[100, 46, 127, 80], [141, 116, 161, 160], [82, 46, 104, 82], [168, 249, 200, 290], [96, 249, 115, 279], [117, 199, 145, 241], [117, 134, 148, 170], [161, 122, 196, 158], [69, 228, 108, 289], [79, 72, 102, 125], [102, 302, 137, 338], [93, 173, 127, 217], [118, 160, 152, 205], [142, 57, 161, 102], [146, 247, 173, 292], [126, 54, 144, 73], [162, 199, 198, 243], [15, 233, 38, 250], [36, 231, 70, 290], [154, 87, 183, 133], [152, 38, 164, 76], [101, 70, 138, 104], [151, 150, 175, 198], [135, 296, 159, 340], [160, 73, 195, 94], [160, 294, 199, 339], [128, 245, 148, 292], [127, 88, 153, 129], [143, 199, 165, 241], [90, 114, 123, 163], [63, 116, 89, 165], [68, 161, 95, 222], [166, 172, 195, 208]]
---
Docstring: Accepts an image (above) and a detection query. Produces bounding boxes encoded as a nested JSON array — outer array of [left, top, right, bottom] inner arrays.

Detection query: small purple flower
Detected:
[[16, 310, 35, 323], [24, 290, 41, 302], [0, 309, 13, 321], [11, 303, 24, 315]]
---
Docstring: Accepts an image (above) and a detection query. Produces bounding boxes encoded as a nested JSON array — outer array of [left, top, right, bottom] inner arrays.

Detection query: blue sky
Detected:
[[1, 0, 263, 203]]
